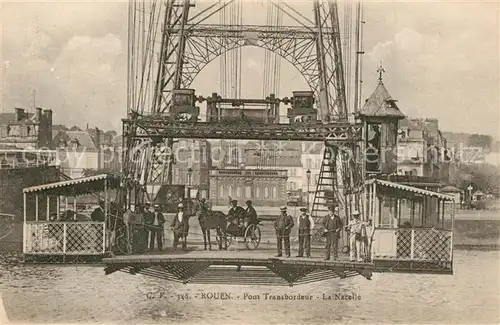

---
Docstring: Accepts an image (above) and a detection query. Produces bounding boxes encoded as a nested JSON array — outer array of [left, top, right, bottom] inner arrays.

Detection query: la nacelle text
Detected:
[[146, 291, 360, 301]]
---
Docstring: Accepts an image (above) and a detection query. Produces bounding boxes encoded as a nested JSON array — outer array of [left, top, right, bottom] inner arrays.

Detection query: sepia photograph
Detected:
[[0, 0, 498, 324]]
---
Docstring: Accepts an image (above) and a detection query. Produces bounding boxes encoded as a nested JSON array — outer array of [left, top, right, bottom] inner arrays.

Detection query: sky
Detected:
[[1, 0, 498, 139]]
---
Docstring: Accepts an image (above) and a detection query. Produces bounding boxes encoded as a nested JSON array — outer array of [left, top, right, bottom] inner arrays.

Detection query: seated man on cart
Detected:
[[244, 200, 258, 228], [227, 199, 247, 235]]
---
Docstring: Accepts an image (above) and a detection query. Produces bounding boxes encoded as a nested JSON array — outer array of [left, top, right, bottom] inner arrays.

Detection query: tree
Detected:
[[449, 163, 500, 195], [468, 134, 492, 150]]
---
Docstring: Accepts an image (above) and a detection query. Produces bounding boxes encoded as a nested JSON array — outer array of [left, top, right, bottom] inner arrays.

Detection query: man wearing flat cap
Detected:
[[274, 206, 294, 257], [297, 207, 314, 258]]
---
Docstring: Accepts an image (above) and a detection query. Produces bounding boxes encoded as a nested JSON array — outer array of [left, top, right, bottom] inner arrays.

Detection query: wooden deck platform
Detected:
[[103, 247, 374, 286]]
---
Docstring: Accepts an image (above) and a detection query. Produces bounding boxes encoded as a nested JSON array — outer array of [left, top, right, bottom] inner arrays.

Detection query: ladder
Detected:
[[310, 144, 340, 242]]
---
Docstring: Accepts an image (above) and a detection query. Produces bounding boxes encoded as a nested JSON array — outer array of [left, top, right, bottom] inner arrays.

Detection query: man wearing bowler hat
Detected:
[[322, 205, 343, 260], [296, 207, 314, 258], [148, 204, 165, 251], [274, 206, 294, 257]]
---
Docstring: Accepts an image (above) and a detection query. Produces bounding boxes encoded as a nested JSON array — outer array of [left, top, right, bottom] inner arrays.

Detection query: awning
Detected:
[[23, 174, 121, 196], [366, 179, 455, 201]]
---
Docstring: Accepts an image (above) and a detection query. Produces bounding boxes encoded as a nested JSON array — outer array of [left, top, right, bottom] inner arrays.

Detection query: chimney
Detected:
[[43, 110, 53, 148], [36, 107, 43, 122], [14, 108, 25, 121]]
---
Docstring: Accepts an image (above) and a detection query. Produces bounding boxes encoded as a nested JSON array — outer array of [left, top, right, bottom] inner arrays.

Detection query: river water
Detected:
[[0, 250, 498, 324]]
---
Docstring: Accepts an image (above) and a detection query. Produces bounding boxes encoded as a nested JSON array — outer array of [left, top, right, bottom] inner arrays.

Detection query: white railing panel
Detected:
[[24, 222, 105, 255], [372, 228, 452, 262], [25, 223, 64, 254], [65, 222, 105, 255]]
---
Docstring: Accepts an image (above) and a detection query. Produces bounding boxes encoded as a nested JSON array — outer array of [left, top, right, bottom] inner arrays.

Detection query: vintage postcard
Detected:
[[0, 0, 498, 324]]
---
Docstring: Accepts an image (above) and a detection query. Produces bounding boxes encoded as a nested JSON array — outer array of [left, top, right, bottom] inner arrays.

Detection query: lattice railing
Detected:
[[24, 222, 106, 255], [373, 228, 452, 262]]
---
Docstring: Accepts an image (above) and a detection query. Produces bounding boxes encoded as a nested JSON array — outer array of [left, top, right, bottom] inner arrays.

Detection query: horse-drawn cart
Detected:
[[223, 219, 263, 249]]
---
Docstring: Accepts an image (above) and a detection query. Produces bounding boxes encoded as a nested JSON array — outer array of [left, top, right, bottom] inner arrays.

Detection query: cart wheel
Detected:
[[244, 224, 261, 249]]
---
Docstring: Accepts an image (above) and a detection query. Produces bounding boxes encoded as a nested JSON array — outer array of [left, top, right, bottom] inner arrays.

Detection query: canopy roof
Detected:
[[23, 174, 121, 196], [366, 178, 455, 201]]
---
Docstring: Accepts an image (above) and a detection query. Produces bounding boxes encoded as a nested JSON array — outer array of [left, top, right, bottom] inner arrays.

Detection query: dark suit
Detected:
[[91, 207, 105, 222], [322, 214, 343, 260], [274, 212, 294, 257], [228, 206, 246, 226], [246, 206, 257, 225], [146, 211, 165, 250], [171, 211, 188, 249]]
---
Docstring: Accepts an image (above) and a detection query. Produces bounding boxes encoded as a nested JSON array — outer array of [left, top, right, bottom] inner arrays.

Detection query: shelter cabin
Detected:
[[22, 174, 121, 262], [366, 178, 455, 274], [356, 68, 406, 174]]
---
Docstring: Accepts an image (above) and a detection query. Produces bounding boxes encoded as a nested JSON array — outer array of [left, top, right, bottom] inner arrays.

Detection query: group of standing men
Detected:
[[273, 205, 371, 262]]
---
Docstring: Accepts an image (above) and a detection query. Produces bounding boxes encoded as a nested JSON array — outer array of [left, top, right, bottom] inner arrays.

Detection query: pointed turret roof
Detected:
[[358, 64, 405, 119]]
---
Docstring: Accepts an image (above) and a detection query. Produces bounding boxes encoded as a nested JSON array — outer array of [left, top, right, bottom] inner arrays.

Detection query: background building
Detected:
[[208, 168, 287, 206], [0, 107, 52, 149], [52, 127, 121, 178]]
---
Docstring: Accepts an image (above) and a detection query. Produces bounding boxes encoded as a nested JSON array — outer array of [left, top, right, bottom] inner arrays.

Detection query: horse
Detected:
[[194, 201, 228, 251]]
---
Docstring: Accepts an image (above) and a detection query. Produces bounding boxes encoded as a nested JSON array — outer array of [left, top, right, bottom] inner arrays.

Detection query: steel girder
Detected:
[[124, 118, 362, 142]]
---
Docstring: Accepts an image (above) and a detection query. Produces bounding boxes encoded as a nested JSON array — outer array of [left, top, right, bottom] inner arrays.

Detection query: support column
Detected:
[[23, 192, 27, 254], [57, 196, 60, 219], [46, 196, 50, 220], [35, 194, 39, 221]]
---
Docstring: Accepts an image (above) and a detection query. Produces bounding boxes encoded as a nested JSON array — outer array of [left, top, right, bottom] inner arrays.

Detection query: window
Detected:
[[411, 168, 418, 176], [236, 186, 241, 197], [228, 185, 233, 197], [291, 169, 296, 177], [264, 186, 269, 198], [245, 186, 251, 198], [290, 182, 296, 190], [256, 187, 261, 198], [272, 186, 277, 198]]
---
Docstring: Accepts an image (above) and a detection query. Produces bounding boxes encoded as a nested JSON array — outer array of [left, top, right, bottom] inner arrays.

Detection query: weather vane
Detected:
[[377, 62, 385, 83]]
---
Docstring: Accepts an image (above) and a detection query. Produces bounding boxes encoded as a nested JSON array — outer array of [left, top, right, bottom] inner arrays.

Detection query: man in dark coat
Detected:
[[171, 203, 188, 250], [274, 206, 294, 257], [227, 199, 246, 228], [146, 204, 165, 251], [296, 207, 315, 258], [245, 200, 258, 226], [91, 199, 105, 222], [322, 205, 343, 260]]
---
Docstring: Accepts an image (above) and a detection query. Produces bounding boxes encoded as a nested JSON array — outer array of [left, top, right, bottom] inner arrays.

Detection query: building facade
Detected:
[[0, 107, 53, 149], [397, 118, 449, 182], [172, 139, 212, 198], [208, 168, 287, 206], [242, 140, 303, 191], [52, 127, 121, 178]]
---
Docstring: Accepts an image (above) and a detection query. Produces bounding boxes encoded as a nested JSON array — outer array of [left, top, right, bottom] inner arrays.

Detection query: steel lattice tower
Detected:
[[123, 0, 362, 211]]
